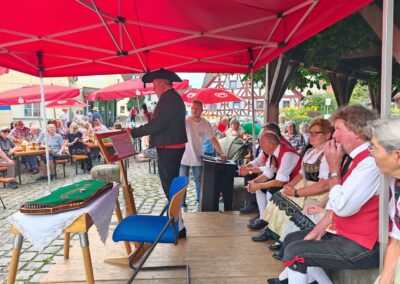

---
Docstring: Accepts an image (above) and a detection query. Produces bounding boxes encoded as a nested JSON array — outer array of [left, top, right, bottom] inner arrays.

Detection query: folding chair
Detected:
[[113, 176, 190, 284]]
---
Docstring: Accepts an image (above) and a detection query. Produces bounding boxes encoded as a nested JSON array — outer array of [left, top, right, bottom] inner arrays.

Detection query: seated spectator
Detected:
[[10, 121, 16, 131], [367, 118, 400, 284], [271, 106, 379, 284], [8, 120, 30, 144], [239, 131, 301, 230], [0, 126, 18, 189], [92, 119, 108, 133], [203, 123, 222, 156], [217, 116, 229, 136], [225, 118, 244, 138], [37, 124, 68, 181], [252, 118, 333, 248], [65, 122, 92, 171], [299, 122, 310, 146], [81, 122, 94, 140], [284, 121, 305, 154]]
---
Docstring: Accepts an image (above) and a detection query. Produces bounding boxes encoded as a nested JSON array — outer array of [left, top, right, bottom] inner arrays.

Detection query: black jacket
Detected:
[[131, 88, 187, 147]]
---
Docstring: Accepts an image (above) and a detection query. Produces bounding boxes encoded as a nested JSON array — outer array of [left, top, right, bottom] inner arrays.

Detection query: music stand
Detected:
[[95, 130, 150, 265]]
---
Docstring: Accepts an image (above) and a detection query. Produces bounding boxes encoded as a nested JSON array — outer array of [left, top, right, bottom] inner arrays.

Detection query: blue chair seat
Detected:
[[113, 215, 178, 244]]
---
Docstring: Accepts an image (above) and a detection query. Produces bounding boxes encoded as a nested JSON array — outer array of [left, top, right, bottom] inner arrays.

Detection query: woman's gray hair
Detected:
[[367, 118, 400, 152]]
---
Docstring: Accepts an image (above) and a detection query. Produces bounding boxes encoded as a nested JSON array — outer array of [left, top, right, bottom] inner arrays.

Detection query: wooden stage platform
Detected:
[[41, 212, 283, 283]]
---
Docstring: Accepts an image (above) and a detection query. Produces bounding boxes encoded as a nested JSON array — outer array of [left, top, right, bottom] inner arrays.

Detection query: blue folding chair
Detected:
[[113, 176, 190, 284]]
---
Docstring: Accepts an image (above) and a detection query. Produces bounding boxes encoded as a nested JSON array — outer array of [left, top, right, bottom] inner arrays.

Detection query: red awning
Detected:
[[46, 98, 87, 108], [87, 79, 189, 101], [0, 0, 372, 77], [0, 85, 80, 106]]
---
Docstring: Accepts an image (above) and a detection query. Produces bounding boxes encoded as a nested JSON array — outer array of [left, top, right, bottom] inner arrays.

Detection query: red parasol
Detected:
[[182, 88, 242, 104], [0, 85, 80, 106], [86, 79, 189, 101], [46, 98, 87, 108]]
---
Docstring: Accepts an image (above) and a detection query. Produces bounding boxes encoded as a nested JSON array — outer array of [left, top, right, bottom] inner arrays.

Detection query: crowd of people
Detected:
[[0, 108, 111, 188]]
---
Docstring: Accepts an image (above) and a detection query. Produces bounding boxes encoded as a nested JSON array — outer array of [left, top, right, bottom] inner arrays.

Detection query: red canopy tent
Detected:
[[0, 0, 372, 77], [0, 85, 79, 106], [87, 79, 189, 101]]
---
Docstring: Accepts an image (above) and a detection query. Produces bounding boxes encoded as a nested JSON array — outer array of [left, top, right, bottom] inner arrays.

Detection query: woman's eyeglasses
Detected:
[[368, 145, 386, 155], [309, 131, 325, 136]]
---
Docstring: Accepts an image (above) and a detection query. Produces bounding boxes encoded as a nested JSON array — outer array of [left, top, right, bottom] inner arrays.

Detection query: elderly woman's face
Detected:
[[287, 123, 296, 135], [369, 137, 400, 175], [47, 125, 56, 134]]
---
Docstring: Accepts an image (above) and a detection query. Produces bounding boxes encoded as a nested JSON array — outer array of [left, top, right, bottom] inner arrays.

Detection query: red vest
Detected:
[[331, 149, 379, 250], [276, 143, 301, 181]]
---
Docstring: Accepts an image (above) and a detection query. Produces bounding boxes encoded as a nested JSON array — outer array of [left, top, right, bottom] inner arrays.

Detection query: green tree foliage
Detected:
[[303, 93, 337, 113]]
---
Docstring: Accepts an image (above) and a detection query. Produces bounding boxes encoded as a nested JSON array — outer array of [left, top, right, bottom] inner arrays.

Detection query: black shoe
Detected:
[[248, 216, 258, 224], [36, 175, 47, 181], [247, 219, 267, 230], [272, 253, 283, 261], [7, 181, 18, 189], [251, 227, 271, 242], [269, 242, 281, 251], [267, 278, 287, 284], [239, 203, 258, 214], [178, 228, 186, 239]]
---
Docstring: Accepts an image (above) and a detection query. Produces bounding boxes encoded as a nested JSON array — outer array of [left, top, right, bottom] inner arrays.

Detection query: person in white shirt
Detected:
[[272, 105, 380, 284], [180, 100, 226, 209], [59, 108, 69, 129], [367, 118, 400, 284]]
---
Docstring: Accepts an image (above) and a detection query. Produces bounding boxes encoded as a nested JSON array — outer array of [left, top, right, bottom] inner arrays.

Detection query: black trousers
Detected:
[[244, 173, 258, 204], [282, 229, 379, 273], [157, 147, 185, 198]]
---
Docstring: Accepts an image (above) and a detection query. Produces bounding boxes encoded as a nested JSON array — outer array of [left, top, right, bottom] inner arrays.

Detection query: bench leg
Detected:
[[7, 234, 23, 284], [64, 232, 70, 259], [54, 165, 58, 179], [75, 160, 78, 175], [79, 232, 94, 284], [63, 164, 66, 178]]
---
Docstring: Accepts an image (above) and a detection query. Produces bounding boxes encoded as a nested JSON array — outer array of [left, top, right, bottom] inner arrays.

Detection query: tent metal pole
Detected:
[[379, 0, 394, 270], [264, 64, 269, 124], [38, 72, 51, 192], [250, 67, 256, 156]]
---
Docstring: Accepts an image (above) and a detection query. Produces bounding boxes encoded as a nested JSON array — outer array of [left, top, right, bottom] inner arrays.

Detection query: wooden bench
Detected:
[[0, 165, 7, 177], [54, 159, 69, 179], [0, 177, 14, 209], [72, 154, 89, 174], [328, 268, 379, 283]]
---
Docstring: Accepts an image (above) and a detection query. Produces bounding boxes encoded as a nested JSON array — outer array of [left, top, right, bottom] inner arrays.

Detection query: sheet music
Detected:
[[109, 133, 136, 159]]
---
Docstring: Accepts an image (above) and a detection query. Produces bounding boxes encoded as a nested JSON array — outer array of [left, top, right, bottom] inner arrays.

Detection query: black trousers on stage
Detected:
[[157, 147, 185, 198]]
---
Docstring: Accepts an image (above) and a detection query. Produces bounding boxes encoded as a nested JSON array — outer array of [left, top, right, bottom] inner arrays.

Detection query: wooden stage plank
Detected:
[[41, 212, 283, 284]]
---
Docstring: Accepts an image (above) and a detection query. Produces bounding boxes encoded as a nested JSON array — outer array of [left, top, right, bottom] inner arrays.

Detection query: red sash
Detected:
[[330, 149, 379, 250]]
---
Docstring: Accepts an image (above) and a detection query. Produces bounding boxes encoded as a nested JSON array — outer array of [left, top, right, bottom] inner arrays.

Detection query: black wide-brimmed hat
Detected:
[[142, 68, 182, 83]]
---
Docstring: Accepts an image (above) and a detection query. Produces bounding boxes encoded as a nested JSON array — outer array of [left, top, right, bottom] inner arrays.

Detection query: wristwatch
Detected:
[[294, 189, 299, 198], [328, 172, 339, 179]]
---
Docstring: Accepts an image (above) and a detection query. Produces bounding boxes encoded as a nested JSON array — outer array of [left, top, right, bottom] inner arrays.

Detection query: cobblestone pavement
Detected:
[[0, 157, 197, 283]]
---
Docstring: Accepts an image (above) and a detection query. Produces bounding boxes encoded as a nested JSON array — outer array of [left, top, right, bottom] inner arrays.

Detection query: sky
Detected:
[[177, 73, 205, 88]]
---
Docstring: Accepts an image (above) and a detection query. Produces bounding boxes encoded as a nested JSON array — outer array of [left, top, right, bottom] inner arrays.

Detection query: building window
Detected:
[[256, 100, 264, 109], [229, 80, 237, 89], [283, 101, 290, 108], [120, 106, 126, 113], [233, 102, 240, 109], [24, 103, 41, 117]]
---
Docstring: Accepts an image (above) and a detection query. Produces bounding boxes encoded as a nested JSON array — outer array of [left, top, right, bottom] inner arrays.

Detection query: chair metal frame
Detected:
[[115, 177, 190, 284]]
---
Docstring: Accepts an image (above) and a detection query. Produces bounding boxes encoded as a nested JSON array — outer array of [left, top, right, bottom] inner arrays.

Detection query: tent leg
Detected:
[[37, 52, 51, 192], [250, 68, 256, 156], [378, 0, 394, 270]]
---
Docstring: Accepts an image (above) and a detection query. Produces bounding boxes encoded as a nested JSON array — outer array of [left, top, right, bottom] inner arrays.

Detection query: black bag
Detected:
[[71, 149, 88, 156]]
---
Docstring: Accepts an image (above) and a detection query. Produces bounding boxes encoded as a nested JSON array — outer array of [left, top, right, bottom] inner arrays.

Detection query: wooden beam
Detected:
[[327, 72, 357, 106], [359, 3, 400, 63]]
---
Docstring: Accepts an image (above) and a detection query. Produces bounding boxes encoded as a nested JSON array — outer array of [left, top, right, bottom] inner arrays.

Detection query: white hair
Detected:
[[368, 118, 400, 152]]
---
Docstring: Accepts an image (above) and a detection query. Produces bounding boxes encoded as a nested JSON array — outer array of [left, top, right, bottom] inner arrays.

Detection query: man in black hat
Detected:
[[129, 69, 187, 199]]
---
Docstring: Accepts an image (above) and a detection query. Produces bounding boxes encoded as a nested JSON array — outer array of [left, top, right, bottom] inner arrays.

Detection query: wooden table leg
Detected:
[[79, 232, 94, 284], [115, 200, 132, 255], [7, 234, 23, 284], [64, 232, 70, 259]]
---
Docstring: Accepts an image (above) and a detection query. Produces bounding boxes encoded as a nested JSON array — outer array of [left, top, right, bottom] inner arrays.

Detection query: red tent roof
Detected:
[[46, 98, 87, 108], [87, 79, 189, 101], [0, 85, 80, 106], [0, 0, 372, 77]]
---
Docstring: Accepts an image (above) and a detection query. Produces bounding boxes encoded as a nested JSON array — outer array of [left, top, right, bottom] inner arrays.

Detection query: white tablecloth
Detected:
[[7, 182, 119, 251]]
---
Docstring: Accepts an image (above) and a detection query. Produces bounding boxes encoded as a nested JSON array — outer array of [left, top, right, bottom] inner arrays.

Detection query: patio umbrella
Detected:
[[86, 79, 189, 101], [182, 88, 241, 104], [46, 98, 87, 108], [0, 85, 80, 106]]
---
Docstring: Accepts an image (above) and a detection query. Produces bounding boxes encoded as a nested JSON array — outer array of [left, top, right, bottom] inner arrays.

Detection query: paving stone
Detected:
[[29, 272, 47, 283], [15, 269, 35, 280]]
